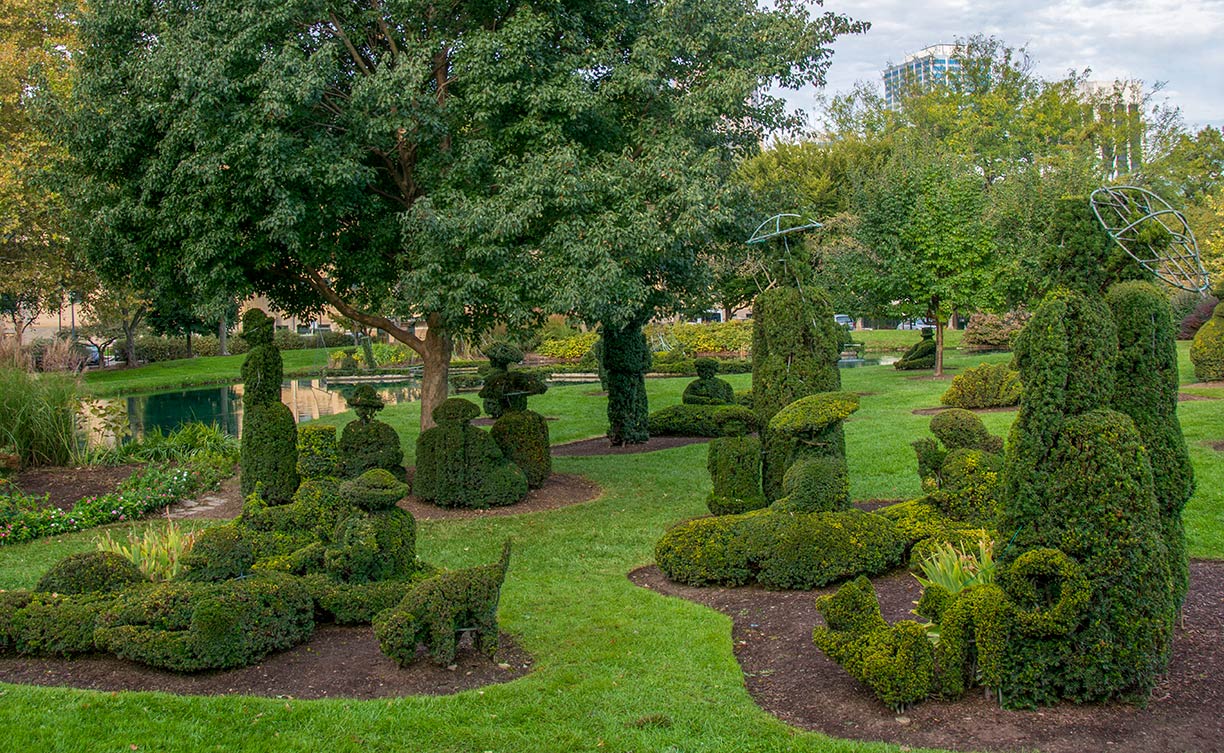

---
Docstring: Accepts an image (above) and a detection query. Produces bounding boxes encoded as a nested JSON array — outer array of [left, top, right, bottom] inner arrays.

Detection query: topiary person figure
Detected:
[[324, 469, 417, 583], [894, 327, 936, 370], [767, 391, 859, 512], [478, 341, 547, 419], [339, 384, 405, 480], [239, 308, 299, 504], [682, 358, 735, 405], [603, 319, 652, 445], [414, 398, 528, 507]]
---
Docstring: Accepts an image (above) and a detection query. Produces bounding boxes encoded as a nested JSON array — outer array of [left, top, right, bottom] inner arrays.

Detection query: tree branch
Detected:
[[301, 269, 424, 353], [371, 0, 400, 59], [329, 13, 373, 75]]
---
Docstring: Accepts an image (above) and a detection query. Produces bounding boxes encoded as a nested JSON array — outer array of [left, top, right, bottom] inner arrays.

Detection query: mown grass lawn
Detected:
[[4, 346, 1221, 753], [83, 349, 334, 397]]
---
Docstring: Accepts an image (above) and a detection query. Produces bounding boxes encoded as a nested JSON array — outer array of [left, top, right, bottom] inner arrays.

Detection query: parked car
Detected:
[[833, 314, 854, 328], [896, 318, 935, 330]]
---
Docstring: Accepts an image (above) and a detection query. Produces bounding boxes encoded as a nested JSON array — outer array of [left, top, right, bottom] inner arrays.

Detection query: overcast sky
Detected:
[[788, 0, 1224, 130]]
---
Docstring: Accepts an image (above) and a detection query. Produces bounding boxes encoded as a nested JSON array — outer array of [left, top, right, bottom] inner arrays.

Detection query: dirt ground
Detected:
[[11, 464, 141, 510]]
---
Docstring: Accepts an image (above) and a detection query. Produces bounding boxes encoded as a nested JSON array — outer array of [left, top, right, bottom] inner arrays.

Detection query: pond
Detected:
[[87, 378, 421, 440]]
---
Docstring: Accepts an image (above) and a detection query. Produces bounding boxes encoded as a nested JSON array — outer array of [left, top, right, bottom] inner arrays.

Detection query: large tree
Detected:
[[68, 0, 866, 428]]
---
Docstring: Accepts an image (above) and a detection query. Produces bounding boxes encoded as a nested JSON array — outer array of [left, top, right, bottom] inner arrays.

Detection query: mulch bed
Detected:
[[630, 560, 1224, 753], [912, 406, 1019, 416], [0, 625, 531, 700], [400, 473, 602, 520], [1205, 440, 1224, 453], [11, 464, 141, 510], [1178, 393, 1217, 401], [551, 435, 710, 457], [472, 415, 560, 427], [1181, 381, 1224, 389]]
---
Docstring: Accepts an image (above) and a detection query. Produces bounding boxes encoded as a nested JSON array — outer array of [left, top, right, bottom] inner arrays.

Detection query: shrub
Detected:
[[680, 359, 735, 405], [96, 518, 198, 581], [706, 436, 766, 516], [778, 456, 849, 512], [655, 509, 904, 590], [894, 328, 936, 370], [647, 404, 758, 437], [178, 525, 255, 582], [940, 363, 1022, 409], [603, 322, 651, 445], [324, 508, 417, 583], [36, 551, 145, 594], [933, 449, 1002, 525], [302, 574, 432, 624], [297, 424, 340, 479], [95, 573, 315, 672], [1178, 294, 1218, 339], [961, 311, 1029, 350], [1, 591, 120, 657], [535, 331, 600, 360], [0, 367, 79, 468], [414, 398, 528, 508], [338, 386, 405, 479], [491, 410, 551, 489], [339, 468, 408, 510], [734, 388, 753, 409], [929, 409, 1003, 454], [479, 366, 547, 418], [1190, 301, 1224, 381], [648, 320, 754, 355], [240, 402, 299, 504]]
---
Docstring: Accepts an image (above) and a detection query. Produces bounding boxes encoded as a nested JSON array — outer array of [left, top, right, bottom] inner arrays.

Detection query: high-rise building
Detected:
[[882, 44, 961, 109]]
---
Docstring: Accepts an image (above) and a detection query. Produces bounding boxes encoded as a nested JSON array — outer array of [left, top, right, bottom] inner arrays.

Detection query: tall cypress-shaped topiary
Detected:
[[1107, 281, 1194, 609], [239, 309, 299, 504], [1189, 301, 1224, 381], [751, 286, 841, 500], [603, 321, 651, 445]]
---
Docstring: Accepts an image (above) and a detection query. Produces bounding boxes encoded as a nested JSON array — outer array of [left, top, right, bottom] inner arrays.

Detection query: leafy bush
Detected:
[[0, 590, 121, 657], [302, 574, 431, 624], [778, 456, 849, 512], [894, 329, 936, 370], [647, 404, 758, 437], [929, 408, 1003, 453], [1190, 301, 1224, 381], [297, 424, 340, 479], [0, 367, 80, 468], [324, 508, 417, 583], [36, 551, 145, 594], [604, 322, 652, 445], [491, 410, 551, 489], [940, 363, 1022, 409], [414, 398, 528, 508], [706, 436, 765, 516], [681, 359, 735, 405], [178, 525, 255, 582], [1178, 294, 1218, 339], [915, 540, 995, 595], [241, 402, 299, 504], [339, 419, 404, 479], [536, 332, 600, 360], [95, 422, 239, 465], [97, 518, 198, 581], [961, 311, 1029, 350], [340, 468, 407, 511]]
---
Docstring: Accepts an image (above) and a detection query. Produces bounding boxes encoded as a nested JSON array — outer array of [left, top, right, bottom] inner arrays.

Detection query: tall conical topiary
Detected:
[[239, 309, 299, 504], [751, 286, 841, 500], [603, 320, 651, 445]]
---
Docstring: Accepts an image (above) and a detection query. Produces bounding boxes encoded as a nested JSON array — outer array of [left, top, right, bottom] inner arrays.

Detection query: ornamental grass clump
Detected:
[[0, 367, 80, 468], [97, 516, 198, 582]]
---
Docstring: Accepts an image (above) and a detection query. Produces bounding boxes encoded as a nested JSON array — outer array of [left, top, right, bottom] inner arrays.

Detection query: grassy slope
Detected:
[[82, 349, 333, 397], [2, 346, 1221, 753]]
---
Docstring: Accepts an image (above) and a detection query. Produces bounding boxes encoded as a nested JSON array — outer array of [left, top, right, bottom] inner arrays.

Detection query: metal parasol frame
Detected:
[[1089, 185, 1210, 294]]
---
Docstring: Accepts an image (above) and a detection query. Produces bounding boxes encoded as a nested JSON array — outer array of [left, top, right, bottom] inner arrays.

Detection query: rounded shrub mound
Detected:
[[340, 468, 408, 510], [36, 551, 145, 595], [491, 409, 551, 488], [940, 362, 1022, 409], [1190, 301, 1224, 381], [779, 456, 850, 512], [930, 408, 1003, 453], [647, 404, 757, 437], [681, 358, 735, 405]]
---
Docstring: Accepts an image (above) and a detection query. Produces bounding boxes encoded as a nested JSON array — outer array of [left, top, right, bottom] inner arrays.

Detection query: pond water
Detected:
[[89, 378, 421, 440]]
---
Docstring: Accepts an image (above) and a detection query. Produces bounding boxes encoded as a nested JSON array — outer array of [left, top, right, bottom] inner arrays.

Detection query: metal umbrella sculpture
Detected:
[[1090, 186, 1210, 294], [746, 212, 824, 326]]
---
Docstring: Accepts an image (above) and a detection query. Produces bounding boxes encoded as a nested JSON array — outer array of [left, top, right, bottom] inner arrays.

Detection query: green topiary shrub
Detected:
[[655, 509, 905, 590], [339, 385, 405, 480], [734, 388, 753, 409], [374, 542, 511, 666], [603, 321, 652, 445], [752, 286, 841, 500], [36, 551, 145, 594], [940, 363, 1022, 409], [339, 468, 408, 510], [239, 309, 281, 405], [933, 449, 1002, 525], [478, 341, 547, 419], [930, 408, 1003, 454], [1, 591, 121, 657], [894, 328, 937, 370], [302, 573, 432, 625], [178, 525, 255, 582], [414, 398, 528, 508], [646, 404, 758, 437], [324, 508, 418, 583], [778, 456, 849, 512], [95, 573, 315, 672], [289, 477, 351, 542], [297, 424, 340, 479], [706, 435, 766, 516], [681, 359, 735, 405], [240, 402, 300, 505], [491, 409, 551, 488], [1107, 281, 1194, 608]]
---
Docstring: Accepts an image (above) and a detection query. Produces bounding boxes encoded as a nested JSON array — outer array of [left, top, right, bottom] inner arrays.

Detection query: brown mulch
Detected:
[[174, 475, 246, 520], [912, 406, 1019, 416], [630, 561, 1224, 753], [11, 464, 141, 510], [1206, 441, 1224, 453], [854, 499, 905, 513], [1181, 381, 1224, 389], [472, 416, 560, 427], [399, 473, 602, 520], [0, 625, 531, 700], [1178, 393, 1217, 402], [551, 435, 710, 457]]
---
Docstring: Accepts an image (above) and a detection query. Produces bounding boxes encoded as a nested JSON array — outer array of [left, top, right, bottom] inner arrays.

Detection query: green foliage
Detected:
[[35, 551, 144, 595], [94, 573, 315, 672], [178, 525, 255, 583], [93, 422, 239, 465], [962, 311, 1029, 350], [914, 539, 995, 594], [655, 509, 905, 590], [0, 367, 79, 468], [239, 311, 282, 406], [930, 409, 1004, 453], [604, 322, 651, 445], [339, 418, 405, 480], [0, 590, 120, 657], [339, 469, 408, 511], [778, 456, 850, 512], [414, 399, 528, 509], [96, 518, 198, 582], [930, 583, 1011, 698], [302, 574, 431, 625], [479, 367, 548, 419], [894, 330, 936, 370], [535, 333, 600, 361], [296, 424, 340, 479], [934, 449, 1003, 524], [706, 436, 766, 516], [1107, 281, 1195, 607], [768, 391, 860, 441], [491, 410, 552, 489], [324, 508, 417, 584], [240, 401, 299, 504], [482, 342, 524, 369], [1042, 197, 1143, 294], [681, 360, 735, 405], [940, 362, 1022, 408], [647, 404, 758, 437], [812, 576, 936, 711], [1190, 302, 1224, 380], [374, 542, 511, 666]]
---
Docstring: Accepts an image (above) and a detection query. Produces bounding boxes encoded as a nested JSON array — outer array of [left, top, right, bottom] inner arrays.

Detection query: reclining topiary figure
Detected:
[[681, 358, 734, 405], [339, 384, 405, 480], [374, 541, 512, 666], [894, 327, 936, 370], [414, 398, 528, 508]]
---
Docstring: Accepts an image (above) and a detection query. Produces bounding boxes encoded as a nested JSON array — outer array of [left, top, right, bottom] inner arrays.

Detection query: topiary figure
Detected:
[[603, 320, 652, 445], [178, 526, 256, 582], [339, 385, 405, 480], [681, 358, 734, 405], [894, 327, 936, 370], [36, 551, 145, 594], [491, 409, 551, 489], [239, 308, 299, 504], [1107, 281, 1195, 610], [646, 404, 757, 437], [767, 391, 859, 512], [940, 362, 1022, 409], [752, 286, 841, 500], [324, 469, 417, 583], [779, 456, 849, 513], [706, 435, 766, 516], [414, 398, 528, 508], [929, 409, 1003, 454], [297, 424, 340, 480], [478, 341, 547, 419], [1189, 301, 1224, 381]]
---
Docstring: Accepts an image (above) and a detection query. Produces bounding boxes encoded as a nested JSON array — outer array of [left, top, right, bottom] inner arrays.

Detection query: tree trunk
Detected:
[[418, 315, 452, 431], [186, 331, 194, 358], [218, 314, 229, 356], [123, 305, 145, 368], [934, 310, 945, 377]]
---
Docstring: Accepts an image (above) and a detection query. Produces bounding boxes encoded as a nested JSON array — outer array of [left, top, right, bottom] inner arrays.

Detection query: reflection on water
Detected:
[[90, 379, 420, 440]]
